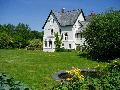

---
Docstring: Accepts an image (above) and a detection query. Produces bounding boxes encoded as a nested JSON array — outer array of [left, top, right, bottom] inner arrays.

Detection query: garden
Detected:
[[0, 10, 120, 90], [0, 49, 107, 89]]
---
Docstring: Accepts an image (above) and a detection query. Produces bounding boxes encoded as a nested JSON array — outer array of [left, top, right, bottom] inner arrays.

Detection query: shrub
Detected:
[[78, 51, 89, 58], [52, 59, 120, 90], [26, 39, 43, 50], [83, 10, 120, 61], [0, 73, 30, 90]]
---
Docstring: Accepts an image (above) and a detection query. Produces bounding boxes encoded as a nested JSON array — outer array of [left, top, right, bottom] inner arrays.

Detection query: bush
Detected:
[[55, 48, 75, 52], [83, 10, 120, 61], [78, 51, 89, 58], [0, 73, 30, 90], [26, 39, 43, 50]]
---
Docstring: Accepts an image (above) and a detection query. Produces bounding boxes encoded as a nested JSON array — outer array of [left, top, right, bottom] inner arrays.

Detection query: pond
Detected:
[[52, 69, 99, 82]]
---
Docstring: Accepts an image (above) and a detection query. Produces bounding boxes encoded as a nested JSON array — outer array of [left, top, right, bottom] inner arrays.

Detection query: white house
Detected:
[[42, 9, 91, 52]]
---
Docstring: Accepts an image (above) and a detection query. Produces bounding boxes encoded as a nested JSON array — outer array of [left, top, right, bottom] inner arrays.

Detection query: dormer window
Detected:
[[51, 29, 53, 35]]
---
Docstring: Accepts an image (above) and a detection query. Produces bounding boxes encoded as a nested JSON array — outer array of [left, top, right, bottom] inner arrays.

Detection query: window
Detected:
[[62, 43, 64, 48], [69, 44, 71, 49], [75, 33, 80, 38], [49, 40, 52, 48], [45, 40, 47, 47], [51, 29, 53, 35], [65, 33, 68, 40]]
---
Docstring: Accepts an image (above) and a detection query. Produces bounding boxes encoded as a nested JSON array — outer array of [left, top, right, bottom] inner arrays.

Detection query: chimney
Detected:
[[89, 11, 95, 16], [61, 8, 65, 13], [60, 8, 65, 23]]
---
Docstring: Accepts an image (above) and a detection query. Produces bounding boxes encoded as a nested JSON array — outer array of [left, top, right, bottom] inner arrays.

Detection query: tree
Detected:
[[83, 10, 120, 60], [0, 23, 43, 49], [30, 31, 43, 40], [13, 23, 32, 48], [0, 24, 15, 49], [54, 32, 63, 51], [0, 32, 14, 48]]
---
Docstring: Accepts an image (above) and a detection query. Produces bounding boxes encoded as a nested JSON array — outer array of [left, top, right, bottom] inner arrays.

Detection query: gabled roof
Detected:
[[53, 9, 85, 26], [42, 9, 86, 29], [42, 10, 60, 29]]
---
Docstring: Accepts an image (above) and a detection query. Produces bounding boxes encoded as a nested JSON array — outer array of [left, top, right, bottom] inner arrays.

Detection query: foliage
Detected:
[[26, 39, 43, 50], [0, 73, 30, 90], [13, 23, 32, 48], [83, 10, 120, 60], [56, 48, 75, 52], [30, 31, 43, 41], [0, 33, 14, 49], [0, 23, 43, 49], [54, 32, 63, 52], [78, 51, 89, 58], [52, 59, 120, 90]]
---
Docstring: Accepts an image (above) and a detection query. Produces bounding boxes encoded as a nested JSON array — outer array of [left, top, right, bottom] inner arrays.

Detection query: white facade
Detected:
[[43, 9, 88, 52]]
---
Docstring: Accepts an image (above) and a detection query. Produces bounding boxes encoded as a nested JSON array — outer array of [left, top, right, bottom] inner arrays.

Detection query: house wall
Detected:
[[43, 37, 55, 52], [61, 26, 76, 49], [43, 14, 60, 52], [72, 12, 86, 49], [61, 26, 73, 40], [43, 11, 88, 52], [44, 14, 60, 37]]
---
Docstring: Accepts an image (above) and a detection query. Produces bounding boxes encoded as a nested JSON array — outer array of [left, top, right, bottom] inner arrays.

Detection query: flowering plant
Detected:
[[66, 67, 84, 81]]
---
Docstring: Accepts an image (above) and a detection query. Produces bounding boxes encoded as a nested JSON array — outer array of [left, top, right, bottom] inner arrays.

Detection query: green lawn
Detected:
[[0, 49, 106, 90]]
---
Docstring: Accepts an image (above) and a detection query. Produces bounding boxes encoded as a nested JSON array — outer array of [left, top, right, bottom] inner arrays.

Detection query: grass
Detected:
[[0, 49, 106, 90]]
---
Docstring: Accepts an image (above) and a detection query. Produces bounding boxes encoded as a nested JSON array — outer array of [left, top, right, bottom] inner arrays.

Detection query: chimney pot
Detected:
[[61, 8, 65, 13]]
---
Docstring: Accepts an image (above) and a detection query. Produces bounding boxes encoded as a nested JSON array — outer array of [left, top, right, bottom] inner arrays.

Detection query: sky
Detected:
[[0, 0, 120, 31]]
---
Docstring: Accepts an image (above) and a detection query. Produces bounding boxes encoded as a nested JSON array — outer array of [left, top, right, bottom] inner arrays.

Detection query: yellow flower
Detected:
[[66, 77, 72, 81], [66, 67, 84, 81]]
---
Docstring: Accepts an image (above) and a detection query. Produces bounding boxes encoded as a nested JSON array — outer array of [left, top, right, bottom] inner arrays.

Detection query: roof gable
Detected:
[[42, 10, 60, 29], [42, 9, 86, 29]]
